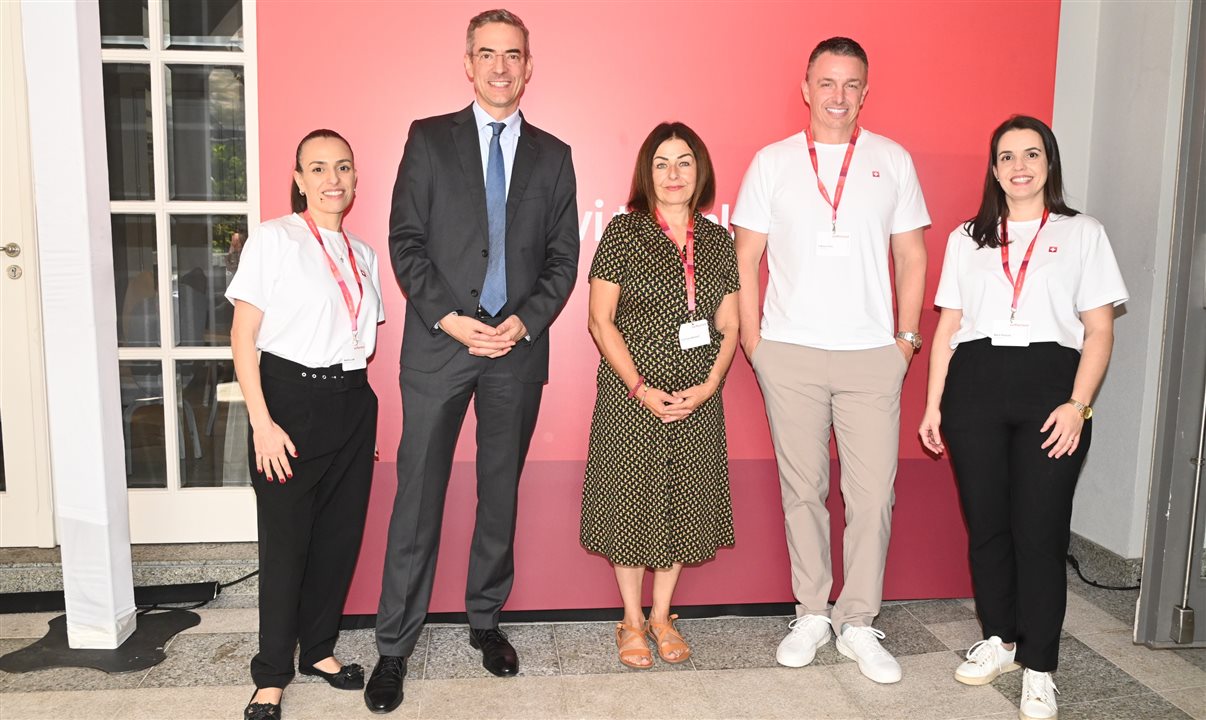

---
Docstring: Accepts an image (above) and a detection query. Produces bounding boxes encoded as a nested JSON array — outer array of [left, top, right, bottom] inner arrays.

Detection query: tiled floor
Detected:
[[0, 579, 1202, 719]]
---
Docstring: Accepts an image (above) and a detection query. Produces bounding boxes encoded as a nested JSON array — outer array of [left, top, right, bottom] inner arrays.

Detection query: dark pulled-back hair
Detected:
[[807, 37, 868, 78], [465, 8, 531, 56], [626, 122, 716, 215], [964, 115, 1079, 249], [290, 128, 352, 213]]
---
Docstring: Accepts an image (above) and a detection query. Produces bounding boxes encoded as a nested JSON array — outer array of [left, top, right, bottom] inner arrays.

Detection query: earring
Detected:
[[300, 190, 306, 196]]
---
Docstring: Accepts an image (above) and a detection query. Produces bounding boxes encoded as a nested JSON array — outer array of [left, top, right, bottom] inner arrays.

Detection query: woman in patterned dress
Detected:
[[581, 122, 740, 669]]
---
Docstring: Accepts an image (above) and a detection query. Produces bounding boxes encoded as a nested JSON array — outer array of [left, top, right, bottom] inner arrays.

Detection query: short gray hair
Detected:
[[465, 9, 531, 57]]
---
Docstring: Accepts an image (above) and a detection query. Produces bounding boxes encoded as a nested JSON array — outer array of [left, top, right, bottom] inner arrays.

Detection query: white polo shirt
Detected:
[[934, 213, 1128, 350], [732, 128, 931, 350], [226, 213, 386, 368]]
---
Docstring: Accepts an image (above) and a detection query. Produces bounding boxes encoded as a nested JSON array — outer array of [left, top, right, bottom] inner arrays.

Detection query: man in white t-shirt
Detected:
[[732, 36, 930, 685]]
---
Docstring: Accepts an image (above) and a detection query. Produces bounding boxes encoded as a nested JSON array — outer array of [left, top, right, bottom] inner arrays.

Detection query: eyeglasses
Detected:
[[472, 51, 525, 66]]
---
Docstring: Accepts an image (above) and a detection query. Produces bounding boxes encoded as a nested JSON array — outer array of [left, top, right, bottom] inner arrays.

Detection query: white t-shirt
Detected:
[[732, 128, 930, 350], [934, 213, 1128, 351], [226, 213, 386, 368]]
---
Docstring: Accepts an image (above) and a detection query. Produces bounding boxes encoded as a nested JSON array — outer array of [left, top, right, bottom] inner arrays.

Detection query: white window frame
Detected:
[[103, 0, 260, 542]]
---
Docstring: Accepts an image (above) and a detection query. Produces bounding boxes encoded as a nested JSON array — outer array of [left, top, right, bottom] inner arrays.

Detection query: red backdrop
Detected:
[[256, 1, 1062, 613]]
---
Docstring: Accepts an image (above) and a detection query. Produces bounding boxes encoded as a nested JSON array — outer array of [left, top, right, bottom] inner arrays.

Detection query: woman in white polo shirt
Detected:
[[919, 115, 1127, 720], [227, 129, 385, 720]]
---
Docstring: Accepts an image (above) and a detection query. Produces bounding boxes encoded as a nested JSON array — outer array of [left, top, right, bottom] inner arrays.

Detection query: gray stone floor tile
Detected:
[[867, 603, 949, 658], [991, 634, 1148, 706], [419, 674, 564, 719], [1065, 568, 1139, 625], [139, 631, 255, 688], [0, 638, 150, 693], [926, 618, 985, 653], [423, 623, 558, 679], [1062, 589, 1130, 636], [692, 666, 865, 719], [1160, 685, 1206, 720], [1077, 628, 1205, 691], [831, 650, 1015, 719], [1174, 646, 1206, 673], [903, 598, 978, 625], [0, 689, 128, 719], [1060, 691, 1194, 720], [560, 670, 709, 718], [675, 615, 787, 670], [553, 621, 692, 675], [0, 612, 59, 640]]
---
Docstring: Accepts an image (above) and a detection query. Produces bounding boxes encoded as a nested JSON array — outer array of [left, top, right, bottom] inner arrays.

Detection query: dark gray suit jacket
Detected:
[[389, 104, 579, 383]]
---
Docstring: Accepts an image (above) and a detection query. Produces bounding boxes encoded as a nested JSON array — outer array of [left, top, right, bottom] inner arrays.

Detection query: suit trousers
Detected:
[[940, 339, 1088, 672], [752, 340, 907, 631], [249, 353, 377, 689], [375, 349, 543, 657]]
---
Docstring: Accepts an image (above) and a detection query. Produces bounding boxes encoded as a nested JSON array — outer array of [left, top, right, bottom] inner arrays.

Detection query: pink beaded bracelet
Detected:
[[627, 376, 646, 399]]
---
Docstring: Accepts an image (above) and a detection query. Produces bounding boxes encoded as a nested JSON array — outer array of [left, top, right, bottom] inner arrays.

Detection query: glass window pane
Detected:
[[166, 64, 247, 201], [170, 214, 245, 346], [112, 214, 160, 347], [120, 360, 168, 489], [164, 0, 243, 51], [102, 64, 154, 201], [177, 360, 249, 488], [100, 0, 149, 49]]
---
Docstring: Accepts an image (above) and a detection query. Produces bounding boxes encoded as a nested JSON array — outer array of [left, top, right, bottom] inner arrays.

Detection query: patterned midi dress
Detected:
[[580, 210, 739, 568]]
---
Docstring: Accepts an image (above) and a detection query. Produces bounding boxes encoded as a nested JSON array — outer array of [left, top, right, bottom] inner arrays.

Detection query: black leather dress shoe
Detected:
[[299, 662, 364, 690], [469, 627, 519, 677], [363, 655, 407, 714]]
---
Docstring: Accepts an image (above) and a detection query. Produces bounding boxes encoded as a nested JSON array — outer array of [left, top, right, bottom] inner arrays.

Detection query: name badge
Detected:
[[816, 231, 851, 257], [678, 319, 710, 350], [342, 342, 367, 370], [991, 322, 1031, 347]]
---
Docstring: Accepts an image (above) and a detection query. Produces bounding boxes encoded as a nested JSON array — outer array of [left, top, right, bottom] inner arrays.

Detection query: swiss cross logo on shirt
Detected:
[[1048, 246, 1059, 253], [872, 170, 880, 177]]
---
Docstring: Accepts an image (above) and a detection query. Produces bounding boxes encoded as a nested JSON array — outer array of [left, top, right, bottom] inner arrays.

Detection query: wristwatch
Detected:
[[895, 331, 923, 351], [1067, 398, 1094, 419]]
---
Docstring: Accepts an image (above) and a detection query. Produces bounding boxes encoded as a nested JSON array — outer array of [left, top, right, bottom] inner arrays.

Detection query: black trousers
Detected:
[[249, 352, 377, 689], [940, 339, 1089, 672], [375, 350, 543, 657]]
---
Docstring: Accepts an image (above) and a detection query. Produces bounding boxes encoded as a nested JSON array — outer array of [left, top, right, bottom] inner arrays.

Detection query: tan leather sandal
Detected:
[[646, 613, 691, 663], [616, 622, 653, 669]]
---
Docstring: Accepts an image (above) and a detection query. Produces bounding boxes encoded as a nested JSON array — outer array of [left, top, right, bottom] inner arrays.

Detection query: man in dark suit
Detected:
[[364, 8, 579, 714]]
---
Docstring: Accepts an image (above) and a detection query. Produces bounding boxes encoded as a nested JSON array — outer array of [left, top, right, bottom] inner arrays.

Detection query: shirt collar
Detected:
[[472, 102, 522, 136]]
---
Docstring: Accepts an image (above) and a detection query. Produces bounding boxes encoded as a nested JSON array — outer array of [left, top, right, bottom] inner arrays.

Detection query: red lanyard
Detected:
[[655, 209, 696, 315], [999, 208, 1050, 322], [805, 125, 860, 232], [302, 210, 364, 342]]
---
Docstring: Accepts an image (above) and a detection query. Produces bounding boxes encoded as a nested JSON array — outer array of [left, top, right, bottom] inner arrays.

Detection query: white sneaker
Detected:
[[1019, 669, 1059, 720], [775, 614, 833, 667], [955, 636, 1020, 686], [836, 624, 902, 684]]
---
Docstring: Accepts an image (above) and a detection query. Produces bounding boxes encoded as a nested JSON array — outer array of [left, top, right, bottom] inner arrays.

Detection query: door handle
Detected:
[[2, 243, 19, 258]]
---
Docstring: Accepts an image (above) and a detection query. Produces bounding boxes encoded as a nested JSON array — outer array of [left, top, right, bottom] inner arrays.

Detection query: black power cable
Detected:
[[1066, 553, 1140, 591], [136, 570, 261, 614]]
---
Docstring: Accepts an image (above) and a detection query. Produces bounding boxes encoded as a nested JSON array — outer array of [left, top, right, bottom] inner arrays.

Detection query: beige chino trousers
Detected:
[[751, 339, 907, 631]]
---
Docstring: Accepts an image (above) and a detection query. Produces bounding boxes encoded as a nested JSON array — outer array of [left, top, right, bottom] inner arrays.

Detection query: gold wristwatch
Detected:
[[1067, 398, 1093, 420]]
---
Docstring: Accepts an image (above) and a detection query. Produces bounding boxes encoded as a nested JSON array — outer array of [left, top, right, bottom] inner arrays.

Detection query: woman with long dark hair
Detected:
[[919, 115, 1127, 720], [581, 122, 740, 668], [228, 129, 385, 719]]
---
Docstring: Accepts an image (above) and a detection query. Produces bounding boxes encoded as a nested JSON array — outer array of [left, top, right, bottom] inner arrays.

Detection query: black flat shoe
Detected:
[[469, 626, 519, 677], [299, 662, 364, 690], [364, 655, 407, 714], [244, 690, 282, 720]]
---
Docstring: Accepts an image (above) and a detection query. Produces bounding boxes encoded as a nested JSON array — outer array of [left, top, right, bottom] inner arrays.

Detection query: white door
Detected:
[[101, 0, 261, 542], [0, 0, 54, 548]]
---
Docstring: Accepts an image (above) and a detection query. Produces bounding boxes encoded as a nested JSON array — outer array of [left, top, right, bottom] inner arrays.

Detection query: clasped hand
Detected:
[[642, 381, 716, 423], [440, 313, 526, 358]]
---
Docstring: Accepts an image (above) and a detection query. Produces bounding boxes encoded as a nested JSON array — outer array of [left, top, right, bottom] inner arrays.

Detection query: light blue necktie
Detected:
[[480, 121, 507, 316]]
